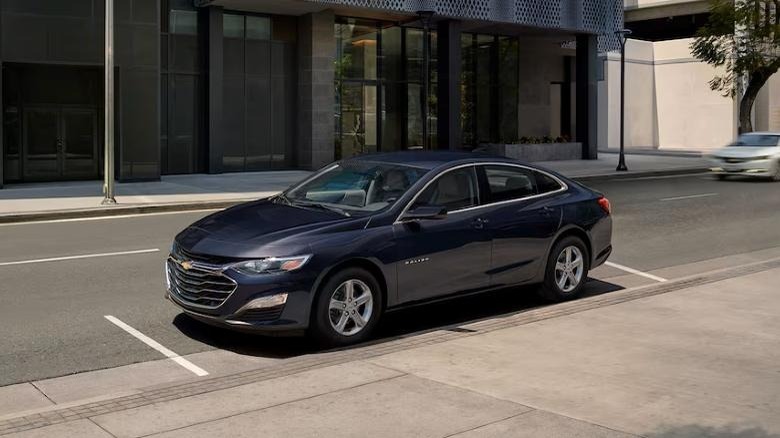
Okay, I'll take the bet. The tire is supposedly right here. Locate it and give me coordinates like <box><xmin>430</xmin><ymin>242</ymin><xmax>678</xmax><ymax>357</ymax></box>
<box><xmin>310</xmin><ymin>267</ymin><xmax>382</xmax><ymax>346</ymax></box>
<box><xmin>771</xmin><ymin>160</ymin><xmax>780</xmax><ymax>182</ymax></box>
<box><xmin>537</xmin><ymin>236</ymin><xmax>590</xmax><ymax>302</ymax></box>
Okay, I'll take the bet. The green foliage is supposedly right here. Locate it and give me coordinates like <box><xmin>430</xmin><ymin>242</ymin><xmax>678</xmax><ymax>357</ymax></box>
<box><xmin>691</xmin><ymin>0</ymin><xmax>780</xmax><ymax>97</ymax></box>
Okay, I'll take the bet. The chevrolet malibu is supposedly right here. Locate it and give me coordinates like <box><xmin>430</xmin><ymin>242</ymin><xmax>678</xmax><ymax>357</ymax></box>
<box><xmin>709</xmin><ymin>132</ymin><xmax>780</xmax><ymax>181</ymax></box>
<box><xmin>166</xmin><ymin>152</ymin><xmax>613</xmax><ymax>345</ymax></box>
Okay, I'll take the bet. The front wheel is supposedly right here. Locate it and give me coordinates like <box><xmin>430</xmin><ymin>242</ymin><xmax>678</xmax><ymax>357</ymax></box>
<box><xmin>311</xmin><ymin>267</ymin><xmax>382</xmax><ymax>346</ymax></box>
<box><xmin>771</xmin><ymin>160</ymin><xmax>780</xmax><ymax>182</ymax></box>
<box><xmin>537</xmin><ymin>236</ymin><xmax>589</xmax><ymax>302</ymax></box>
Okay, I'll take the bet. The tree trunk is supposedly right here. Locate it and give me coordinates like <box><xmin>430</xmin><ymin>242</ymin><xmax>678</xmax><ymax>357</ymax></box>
<box><xmin>739</xmin><ymin>71</ymin><xmax>771</xmax><ymax>133</ymax></box>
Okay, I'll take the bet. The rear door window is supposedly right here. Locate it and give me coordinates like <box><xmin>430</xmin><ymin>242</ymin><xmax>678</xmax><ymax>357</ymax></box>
<box><xmin>534</xmin><ymin>171</ymin><xmax>564</xmax><ymax>194</ymax></box>
<box><xmin>483</xmin><ymin>165</ymin><xmax>538</xmax><ymax>203</ymax></box>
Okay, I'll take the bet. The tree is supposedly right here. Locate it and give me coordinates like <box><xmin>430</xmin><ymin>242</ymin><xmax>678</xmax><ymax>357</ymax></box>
<box><xmin>691</xmin><ymin>0</ymin><xmax>780</xmax><ymax>133</ymax></box>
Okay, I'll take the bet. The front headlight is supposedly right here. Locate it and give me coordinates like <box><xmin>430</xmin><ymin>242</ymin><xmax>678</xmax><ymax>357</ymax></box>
<box><xmin>230</xmin><ymin>255</ymin><xmax>312</xmax><ymax>275</ymax></box>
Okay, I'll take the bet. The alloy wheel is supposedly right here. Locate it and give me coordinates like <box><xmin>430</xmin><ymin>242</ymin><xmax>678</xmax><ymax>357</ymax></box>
<box><xmin>554</xmin><ymin>246</ymin><xmax>584</xmax><ymax>293</ymax></box>
<box><xmin>328</xmin><ymin>279</ymin><xmax>374</xmax><ymax>336</ymax></box>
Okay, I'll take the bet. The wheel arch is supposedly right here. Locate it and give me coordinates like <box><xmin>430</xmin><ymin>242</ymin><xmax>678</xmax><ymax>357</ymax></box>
<box><xmin>549</xmin><ymin>226</ymin><xmax>593</xmax><ymax>266</ymax></box>
<box><xmin>311</xmin><ymin>257</ymin><xmax>389</xmax><ymax>312</ymax></box>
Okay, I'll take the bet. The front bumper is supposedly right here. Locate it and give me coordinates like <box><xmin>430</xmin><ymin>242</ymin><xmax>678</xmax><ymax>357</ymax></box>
<box><xmin>710</xmin><ymin>158</ymin><xmax>775</xmax><ymax>176</ymax></box>
<box><xmin>165</xmin><ymin>257</ymin><xmax>316</xmax><ymax>333</ymax></box>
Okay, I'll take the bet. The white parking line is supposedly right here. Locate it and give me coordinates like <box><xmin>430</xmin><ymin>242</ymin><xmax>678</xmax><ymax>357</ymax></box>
<box><xmin>104</xmin><ymin>315</ymin><xmax>209</xmax><ymax>377</ymax></box>
<box><xmin>0</xmin><ymin>248</ymin><xmax>160</xmax><ymax>267</ymax></box>
<box><xmin>604</xmin><ymin>261</ymin><xmax>668</xmax><ymax>283</ymax></box>
<box><xmin>659</xmin><ymin>193</ymin><xmax>718</xmax><ymax>202</ymax></box>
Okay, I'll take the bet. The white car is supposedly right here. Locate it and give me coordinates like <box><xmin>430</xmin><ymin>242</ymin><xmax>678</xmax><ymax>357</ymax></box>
<box><xmin>709</xmin><ymin>132</ymin><xmax>780</xmax><ymax>181</ymax></box>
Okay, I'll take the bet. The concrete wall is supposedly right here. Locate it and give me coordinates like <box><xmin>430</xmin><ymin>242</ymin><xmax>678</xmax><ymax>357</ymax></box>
<box><xmin>599</xmin><ymin>37</ymin><xmax>737</xmax><ymax>151</ymax></box>
<box><xmin>755</xmin><ymin>74</ymin><xmax>780</xmax><ymax>132</ymax></box>
<box><xmin>297</xmin><ymin>10</ymin><xmax>335</xmax><ymax>170</ymax></box>
<box><xmin>517</xmin><ymin>41</ymin><xmax>571</xmax><ymax>139</ymax></box>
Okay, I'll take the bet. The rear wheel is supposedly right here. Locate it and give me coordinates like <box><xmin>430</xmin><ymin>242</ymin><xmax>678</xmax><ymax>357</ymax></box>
<box><xmin>538</xmin><ymin>236</ymin><xmax>589</xmax><ymax>302</ymax></box>
<box><xmin>311</xmin><ymin>267</ymin><xmax>382</xmax><ymax>346</ymax></box>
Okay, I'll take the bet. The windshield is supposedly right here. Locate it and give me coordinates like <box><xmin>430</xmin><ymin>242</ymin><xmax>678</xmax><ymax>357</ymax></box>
<box><xmin>281</xmin><ymin>161</ymin><xmax>429</xmax><ymax>216</ymax></box>
<box><xmin>730</xmin><ymin>134</ymin><xmax>780</xmax><ymax>147</ymax></box>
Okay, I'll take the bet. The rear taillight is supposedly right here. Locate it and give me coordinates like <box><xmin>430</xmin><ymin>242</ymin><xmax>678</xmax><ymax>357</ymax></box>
<box><xmin>597</xmin><ymin>196</ymin><xmax>611</xmax><ymax>215</ymax></box>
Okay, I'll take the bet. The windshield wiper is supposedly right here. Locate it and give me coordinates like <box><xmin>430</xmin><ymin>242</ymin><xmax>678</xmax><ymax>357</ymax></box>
<box><xmin>291</xmin><ymin>200</ymin><xmax>351</xmax><ymax>217</ymax></box>
<box><xmin>273</xmin><ymin>193</ymin><xmax>292</xmax><ymax>205</ymax></box>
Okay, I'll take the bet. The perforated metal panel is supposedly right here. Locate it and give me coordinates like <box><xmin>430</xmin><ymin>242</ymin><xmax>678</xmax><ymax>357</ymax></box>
<box><xmin>309</xmin><ymin>0</ymin><xmax>622</xmax><ymax>51</ymax></box>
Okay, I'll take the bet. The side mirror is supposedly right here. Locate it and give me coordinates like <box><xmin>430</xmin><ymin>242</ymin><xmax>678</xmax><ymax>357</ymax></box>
<box><xmin>401</xmin><ymin>205</ymin><xmax>448</xmax><ymax>221</ymax></box>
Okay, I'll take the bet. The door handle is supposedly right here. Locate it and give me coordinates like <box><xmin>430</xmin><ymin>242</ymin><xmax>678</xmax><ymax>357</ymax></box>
<box><xmin>471</xmin><ymin>218</ymin><xmax>488</xmax><ymax>229</ymax></box>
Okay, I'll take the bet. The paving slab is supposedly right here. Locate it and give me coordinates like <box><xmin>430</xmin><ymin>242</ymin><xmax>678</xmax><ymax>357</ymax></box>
<box><xmin>32</xmin><ymin>357</ymin><xmax>193</xmax><ymax>404</ymax></box>
<box><xmin>146</xmin><ymin>374</ymin><xmax>529</xmax><ymax>438</ymax></box>
<box><xmin>0</xmin><ymin>384</ymin><xmax>52</xmax><ymax>418</ymax></box>
<box><xmin>451</xmin><ymin>410</ymin><xmax>636</xmax><ymax>438</ymax></box>
<box><xmin>4</xmin><ymin>419</ymin><xmax>112</xmax><ymax>438</ymax></box>
<box><xmin>92</xmin><ymin>362</ymin><xmax>404</xmax><ymax>438</ymax></box>
<box><xmin>370</xmin><ymin>268</ymin><xmax>780</xmax><ymax>436</ymax></box>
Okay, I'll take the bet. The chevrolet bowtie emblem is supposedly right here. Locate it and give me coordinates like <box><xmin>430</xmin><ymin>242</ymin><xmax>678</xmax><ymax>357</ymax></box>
<box><xmin>181</xmin><ymin>260</ymin><xmax>194</xmax><ymax>270</ymax></box>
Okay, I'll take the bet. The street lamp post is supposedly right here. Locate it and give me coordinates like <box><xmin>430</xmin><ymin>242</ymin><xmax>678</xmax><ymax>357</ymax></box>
<box><xmin>615</xmin><ymin>29</ymin><xmax>632</xmax><ymax>172</ymax></box>
<box><xmin>102</xmin><ymin>0</ymin><xmax>117</xmax><ymax>205</ymax></box>
<box><xmin>417</xmin><ymin>10</ymin><xmax>435</xmax><ymax>151</ymax></box>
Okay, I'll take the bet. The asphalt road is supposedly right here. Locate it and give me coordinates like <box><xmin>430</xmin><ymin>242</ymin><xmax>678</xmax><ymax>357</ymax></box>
<box><xmin>1</xmin><ymin>173</ymin><xmax>779</xmax><ymax>386</ymax></box>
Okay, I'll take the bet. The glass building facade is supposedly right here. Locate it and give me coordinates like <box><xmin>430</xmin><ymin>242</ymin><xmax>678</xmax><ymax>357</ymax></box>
<box><xmin>0</xmin><ymin>0</ymin><xmax>621</xmax><ymax>188</ymax></box>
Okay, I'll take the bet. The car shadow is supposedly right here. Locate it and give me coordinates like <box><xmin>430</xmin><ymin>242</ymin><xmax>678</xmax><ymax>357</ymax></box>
<box><xmin>172</xmin><ymin>277</ymin><xmax>624</xmax><ymax>359</ymax></box>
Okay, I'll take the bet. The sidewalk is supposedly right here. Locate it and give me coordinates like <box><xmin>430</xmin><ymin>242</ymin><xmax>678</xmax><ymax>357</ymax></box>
<box><xmin>0</xmin><ymin>152</ymin><xmax>708</xmax><ymax>221</ymax></box>
<box><xmin>1</xmin><ymin>259</ymin><xmax>778</xmax><ymax>437</ymax></box>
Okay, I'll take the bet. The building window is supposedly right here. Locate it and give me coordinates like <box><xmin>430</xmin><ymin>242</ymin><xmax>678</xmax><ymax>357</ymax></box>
<box><xmin>160</xmin><ymin>0</ymin><xmax>204</xmax><ymax>175</ymax></box>
<box><xmin>222</xmin><ymin>13</ymin><xmax>293</xmax><ymax>172</ymax></box>
<box><xmin>334</xmin><ymin>19</ymin><xmax>381</xmax><ymax>160</ymax></box>
<box><xmin>461</xmin><ymin>33</ymin><xmax>519</xmax><ymax>148</ymax></box>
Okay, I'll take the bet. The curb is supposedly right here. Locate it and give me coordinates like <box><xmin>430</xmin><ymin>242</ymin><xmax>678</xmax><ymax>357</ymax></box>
<box><xmin>0</xmin><ymin>198</ymin><xmax>252</xmax><ymax>225</ymax></box>
<box><xmin>572</xmin><ymin>167</ymin><xmax>709</xmax><ymax>182</ymax></box>
<box><xmin>0</xmin><ymin>168</ymin><xmax>711</xmax><ymax>224</ymax></box>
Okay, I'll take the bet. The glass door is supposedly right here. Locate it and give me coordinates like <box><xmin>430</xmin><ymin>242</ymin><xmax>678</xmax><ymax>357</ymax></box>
<box><xmin>61</xmin><ymin>108</ymin><xmax>98</xmax><ymax>178</ymax></box>
<box><xmin>23</xmin><ymin>107</ymin><xmax>61</xmax><ymax>180</ymax></box>
<box><xmin>23</xmin><ymin>107</ymin><xmax>99</xmax><ymax>181</ymax></box>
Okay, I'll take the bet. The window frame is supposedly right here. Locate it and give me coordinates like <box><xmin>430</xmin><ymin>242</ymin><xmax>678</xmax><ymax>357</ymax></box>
<box><xmin>396</xmin><ymin>162</ymin><xmax>568</xmax><ymax>223</ymax></box>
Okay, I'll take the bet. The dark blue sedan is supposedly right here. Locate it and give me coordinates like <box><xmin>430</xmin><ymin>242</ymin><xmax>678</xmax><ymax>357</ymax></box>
<box><xmin>166</xmin><ymin>152</ymin><xmax>612</xmax><ymax>345</ymax></box>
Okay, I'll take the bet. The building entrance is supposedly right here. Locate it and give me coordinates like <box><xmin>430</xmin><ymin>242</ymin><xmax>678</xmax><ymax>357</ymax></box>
<box><xmin>23</xmin><ymin>107</ymin><xmax>98</xmax><ymax>181</ymax></box>
<box><xmin>3</xmin><ymin>63</ymin><xmax>102</xmax><ymax>183</ymax></box>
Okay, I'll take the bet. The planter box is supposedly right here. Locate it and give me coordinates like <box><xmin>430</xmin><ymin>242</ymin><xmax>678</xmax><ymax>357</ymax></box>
<box><xmin>484</xmin><ymin>142</ymin><xmax>583</xmax><ymax>162</ymax></box>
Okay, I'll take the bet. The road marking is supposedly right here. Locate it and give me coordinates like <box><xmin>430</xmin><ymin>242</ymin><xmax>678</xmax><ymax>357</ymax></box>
<box><xmin>604</xmin><ymin>261</ymin><xmax>668</xmax><ymax>282</ymax></box>
<box><xmin>0</xmin><ymin>208</ymin><xmax>223</xmax><ymax>227</ymax></box>
<box><xmin>0</xmin><ymin>248</ymin><xmax>160</xmax><ymax>267</ymax></box>
<box><xmin>614</xmin><ymin>172</ymin><xmax>709</xmax><ymax>181</ymax></box>
<box><xmin>659</xmin><ymin>193</ymin><xmax>718</xmax><ymax>202</ymax></box>
<box><xmin>104</xmin><ymin>315</ymin><xmax>209</xmax><ymax>377</ymax></box>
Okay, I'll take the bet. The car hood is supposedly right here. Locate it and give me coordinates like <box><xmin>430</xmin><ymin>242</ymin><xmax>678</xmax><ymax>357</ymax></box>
<box><xmin>175</xmin><ymin>199</ymin><xmax>367</xmax><ymax>258</ymax></box>
<box><xmin>712</xmin><ymin>146</ymin><xmax>778</xmax><ymax>158</ymax></box>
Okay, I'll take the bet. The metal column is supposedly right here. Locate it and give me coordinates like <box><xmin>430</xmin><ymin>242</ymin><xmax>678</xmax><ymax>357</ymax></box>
<box><xmin>102</xmin><ymin>0</ymin><xmax>116</xmax><ymax>204</ymax></box>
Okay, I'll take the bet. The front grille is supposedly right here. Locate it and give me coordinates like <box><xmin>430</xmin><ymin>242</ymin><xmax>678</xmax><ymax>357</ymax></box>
<box><xmin>724</xmin><ymin>157</ymin><xmax>746</xmax><ymax>164</ymax></box>
<box><xmin>167</xmin><ymin>258</ymin><xmax>237</xmax><ymax>309</ymax></box>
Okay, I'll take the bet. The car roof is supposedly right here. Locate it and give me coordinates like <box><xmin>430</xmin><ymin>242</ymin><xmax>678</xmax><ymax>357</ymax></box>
<box><xmin>346</xmin><ymin>150</ymin><xmax>517</xmax><ymax>170</ymax></box>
